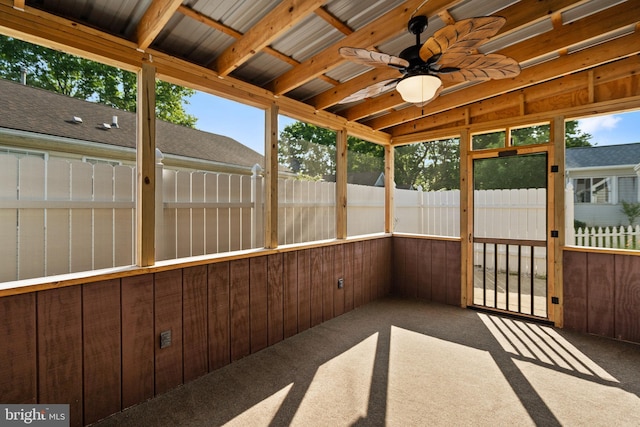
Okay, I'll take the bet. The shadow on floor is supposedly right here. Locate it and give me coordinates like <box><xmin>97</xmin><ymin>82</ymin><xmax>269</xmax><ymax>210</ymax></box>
<box><xmin>93</xmin><ymin>298</ymin><xmax>640</xmax><ymax>427</ymax></box>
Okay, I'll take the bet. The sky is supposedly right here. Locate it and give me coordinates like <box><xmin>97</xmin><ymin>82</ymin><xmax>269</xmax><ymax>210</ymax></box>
<box><xmin>184</xmin><ymin>90</ymin><xmax>640</xmax><ymax>154</ymax></box>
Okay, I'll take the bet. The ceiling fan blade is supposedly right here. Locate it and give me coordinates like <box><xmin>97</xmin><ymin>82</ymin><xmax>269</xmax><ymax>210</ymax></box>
<box><xmin>338</xmin><ymin>78</ymin><xmax>399</xmax><ymax>104</ymax></box>
<box><xmin>339</xmin><ymin>47</ymin><xmax>409</xmax><ymax>69</ymax></box>
<box><xmin>434</xmin><ymin>53</ymin><xmax>520</xmax><ymax>83</ymax></box>
<box><xmin>419</xmin><ymin>16</ymin><xmax>506</xmax><ymax>62</ymax></box>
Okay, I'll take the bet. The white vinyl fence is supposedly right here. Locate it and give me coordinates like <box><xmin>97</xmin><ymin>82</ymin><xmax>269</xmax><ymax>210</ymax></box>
<box><xmin>2</xmin><ymin>152</ymin><xmax>628</xmax><ymax>283</ymax></box>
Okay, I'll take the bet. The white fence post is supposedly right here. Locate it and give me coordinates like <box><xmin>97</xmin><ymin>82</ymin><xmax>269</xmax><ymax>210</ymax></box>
<box><xmin>565</xmin><ymin>183</ymin><xmax>575</xmax><ymax>245</ymax></box>
<box><xmin>251</xmin><ymin>164</ymin><xmax>263</xmax><ymax>249</ymax></box>
<box><xmin>155</xmin><ymin>149</ymin><xmax>164</xmax><ymax>261</ymax></box>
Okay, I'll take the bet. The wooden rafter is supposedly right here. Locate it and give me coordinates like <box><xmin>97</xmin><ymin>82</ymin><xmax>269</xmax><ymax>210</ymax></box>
<box><xmin>378</xmin><ymin>30</ymin><xmax>640</xmax><ymax>134</ymax></box>
<box><xmin>12</xmin><ymin>0</ymin><xmax>24</xmax><ymax>10</ymax></box>
<box><xmin>269</xmin><ymin>0</ymin><xmax>463</xmax><ymax>95</ymax></box>
<box><xmin>314</xmin><ymin>6</ymin><xmax>353</xmax><ymax>35</ymax></box>
<box><xmin>136</xmin><ymin>0</ymin><xmax>183</xmax><ymax>50</ymax></box>
<box><xmin>177</xmin><ymin>5</ymin><xmax>340</xmax><ymax>87</ymax></box>
<box><xmin>215</xmin><ymin>0</ymin><xmax>326</xmax><ymax>76</ymax></box>
<box><xmin>341</xmin><ymin>0</ymin><xmax>634</xmax><ymax>125</ymax></box>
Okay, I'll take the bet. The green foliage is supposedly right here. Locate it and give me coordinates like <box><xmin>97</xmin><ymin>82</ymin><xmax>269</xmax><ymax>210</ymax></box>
<box><xmin>0</xmin><ymin>35</ymin><xmax>197</xmax><ymax>127</ymax></box>
<box><xmin>565</xmin><ymin>120</ymin><xmax>592</xmax><ymax>148</ymax></box>
<box><xmin>620</xmin><ymin>200</ymin><xmax>640</xmax><ymax>226</ymax></box>
<box><xmin>574</xmin><ymin>219</ymin><xmax>587</xmax><ymax>230</ymax></box>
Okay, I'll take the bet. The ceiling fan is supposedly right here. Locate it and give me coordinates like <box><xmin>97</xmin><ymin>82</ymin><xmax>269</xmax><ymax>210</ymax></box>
<box><xmin>338</xmin><ymin>15</ymin><xmax>521</xmax><ymax>106</ymax></box>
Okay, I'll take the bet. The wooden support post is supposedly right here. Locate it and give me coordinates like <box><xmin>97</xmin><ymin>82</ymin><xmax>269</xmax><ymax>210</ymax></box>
<box><xmin>336</xmin><ymin>129</ymin><xmax>347</xmax><ymax>239</ymax></box>
<box><xmin>384</xmin><ymin>145</ymin><xmax>394</xmax><ymax>233</ymax></box>
<box><xmin>136</xmin><ymin>63</ymin><xmax>156</xmax><ymax>267</ymax></box>
<box><xmin>550</xmin><ymin>116</ymin><xmax>565</xmax><ymax>327</ymax></box>
<box><xmin>460</xmin><ymin>129</ymin><xmax>472</xmax><ymax>307</ymax></box>
<box><xmin>264</xmin><ymin>104</ymin><xmax>279</xmax><ymax>249</ymax></box>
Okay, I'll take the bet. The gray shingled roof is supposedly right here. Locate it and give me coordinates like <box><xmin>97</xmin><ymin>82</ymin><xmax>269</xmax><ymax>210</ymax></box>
<box><xmin>565</xmin><ymin>143</ymin><xmax>640</xmax><ymax>169</ymax></box>
<box><xmin>0</xmin><ymin>78</ymin><xmax>263</xmax><ymax>168</ymax></box>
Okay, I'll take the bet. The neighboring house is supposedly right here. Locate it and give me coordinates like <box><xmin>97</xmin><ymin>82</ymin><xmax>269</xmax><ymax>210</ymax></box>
<box><xmin>0</xmin><ymin>78</ymin><xmax>264</xmax><ymax>174</ymax></box>
<box><xmin>566</xmin><ymin>143</ymin><xmax>640</xmax><ymax>227</ymax></box>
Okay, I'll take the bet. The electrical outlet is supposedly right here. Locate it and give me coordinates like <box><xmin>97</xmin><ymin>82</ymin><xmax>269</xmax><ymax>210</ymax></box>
<box><xmin>160</xmin><ymin>330</ymin><xmax>172</xmax><ymax>348</ymax></box>
<box><xmin>337</xmin><ymin>278</ymin><xmax>344</xmax><ymax>289</ymax></box>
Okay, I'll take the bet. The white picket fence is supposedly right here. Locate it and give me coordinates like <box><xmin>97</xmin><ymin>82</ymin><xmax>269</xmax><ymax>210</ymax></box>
<box><xmin>3</xmin><ymin>152</ymin><xmax>630</xmax><ymax>283</ymax></box>
<box><xmin>574</xmin><ymin>225</ymin><xmax>640</xmax><ymax>249</ymax></box>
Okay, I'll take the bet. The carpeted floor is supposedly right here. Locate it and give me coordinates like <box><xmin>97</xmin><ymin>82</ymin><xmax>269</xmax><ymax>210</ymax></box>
<box><xmin>92</xmin><ymin>298</ymin><xmax>640</xmax><ymax>427</ymax></box>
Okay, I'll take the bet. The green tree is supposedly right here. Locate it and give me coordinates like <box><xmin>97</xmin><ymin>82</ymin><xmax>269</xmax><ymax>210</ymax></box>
<box><xmin>565</xmin><ymin>120</ymin><xmax>592</xmax><ymax>148</ymax></box>
<box><xmin>0</xmin><ymin>35</ymin><xmax>197</xmax><ymax>127</ymax></box>
<box><xmin>278</xmin><ymin>122</ymin><xmax>384</xmax><ymax>180</ymax></box>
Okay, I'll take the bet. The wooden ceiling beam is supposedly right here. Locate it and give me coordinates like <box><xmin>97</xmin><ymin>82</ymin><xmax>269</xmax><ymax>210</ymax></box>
<box><xmin>177</xmin><ymin>5</ymin><xmax>340</xmax><ymax>87</ymax></box>
<box><xmin>136</xmin><ymin>0</ymin><xmax>183</xmax><ymax>50</ymax></box>
<box><xmin>215</xmin><ymin>0</ymin><xmax>326</xmax><ymax>77</ymax></box>
<box><xmin>310</xmin><ymin>67</ymin><xmax>401</xmax><ymax>110</ymax></box>
<box><xmin>387</xmin><ymin>42</ymin><xmax>640</xmax><ymax>136</ymax></box>
<box><xmin>314</xmin><ymin>6</ymin><xmax>352</xmax><ymax>35</ymax></box>
<box><xmin>12</xmin><ymin>0</ymin><xmax>23</xmax><ymax>10</ymax></box>
<box><xmin>269</xmin><ymin>0</ymin><xmax>462</xmax><ymax>95</ymax></box>
<box><xmin>346</xmin><ymin>1</ymin><xmax>639</xmax><ymax>125</ymax></box>
<box><xmin>0</xmin><ymin>1</ymin><xmax>389</xmax><ymax>145</ymax></box>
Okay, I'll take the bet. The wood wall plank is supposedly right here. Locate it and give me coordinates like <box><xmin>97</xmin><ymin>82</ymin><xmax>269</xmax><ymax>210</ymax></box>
<box><xmin>154</xmin><ymin>269</ymin><xmax>183</xmax><ymax>395</ymax></box>
<box><xmin>230</xmin><ymin>259</ymin><xmax>250</xmax><ymax>361</ymax></box>
<box><xmin>562</xmin><ymin>251</ymin><xmax>588</xmax><ymax>333</ymax></box>
<box><xmin>383</xmin><ymin>238</ymin><xmax>392</xmax><ymax>295</ymax></box>
<box><xmin>283</xmin><ymin>252</ymin><xmax>298</xmax><ymax>338</ymax></box>
<box><xmin>334</xmin><ymin>244</ymin><xmax>345</xmax><ymax>317</ymax></box>
<box><xmin>209</xmin><ymin>262</ymin><xmax>230</xmax><ymax>370</ymax></box>
<box><xmin>417</xmin><ymin>239</ymin><xmax>432</xmax><ymax>300</ymax></box>
<box><xmin>268</xmin><ymin>253</ymin><xmax>284</xmax><ymax>345</ymax></box>
<box><xmin>586</xmin><ymin>252</ymin><xmax>615</xmax><ymax>337</ymax></box>
<box><xmin>322</xmin><ymin>246</ymin><xmax>334</xmax><ymax>322</ymax></box>
<box><xmin>344</xmin><ymin>242</ymin><xmax>354</xmax><ymax>312</ymax></box>
<box><xmin>614</xmin><ymin>254</ymin><xmax>640</xmax><ymax>343</ymax></box>
<box><xmin>82</xmin><ymin>279</ymin><xmax>121</xmax><ymax>425</ymax></box>
<box><xmin>353</xmin><ymin>241</ymin><xmax>363</xmax><ymax>307</ymax></box>
<box><xmin>38</xmin><ymin>286</ymin><xmax>83</xmax><ymax>426</ymax></box>
<box><xmin>250</xmin><ymin>256</ymin><xmax>268</xmax><ymax>353</ymax></box>
<box><xmin>392</xmin><ymin>238</ymin><xmax>406</xmax><ymax>297</ymax></box>
<box><xmin>446</xmin><ymin>241</ymin><xmax>461</xmax><ymax>306</ymax></box>
<box><xmin>405</xmin><ymin>238</ymin><xmax>418</xmax><ymax>299</ymax></box>
<box><xmin>297</xmin><ymin>249</ymin><xmax>311</xmax><ymax>332</ymax></box>
<box><xmin>121</xmin><ymin>274</ymin><xmax>154</xmax><ymax>409</ymax></box>
<box><xmin>310</xmin><ymin>248</ymin><xmax>323</xmax><ymax>327</ymax></box>
<box><xmin>0</xmin><ymin>293</ymin><xmax>36</xmax><ymax>403</ymax></box>
<box><xmin>183</xmin><ymin>265</ymin><xmax>208</xmax><ymax>382</ymax></box>
<box><xmin>371</xmin><ymin>240</ymin><xmax>380</xmax><ymax>300</ymax></box>
<box><xmin>362</xmin><ymin>241</ymin><xmax>371</xmax><ymax>304</ymax></box>
<box><xmin>431</xmin><ymin>240</ymin><xmax>447</xmax><ymax>304</ymax></box>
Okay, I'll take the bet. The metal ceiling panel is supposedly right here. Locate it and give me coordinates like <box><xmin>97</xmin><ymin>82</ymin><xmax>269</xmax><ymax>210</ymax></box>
<box><xmin>232</xmin><ymin>52</ymin><xmax>292</xmax><ymax>87</ymax></box>
<box><xmin>155</xmin><ymin>14</ymin><xmax>235</xmax><ymax>66</ymax></box>
<box><xmin>325</xmin><ymin>0</ymin><xmax>406</xmax><ymax>31</ymax></box>
<box><xmin>26</xmin><ymin>0</ymin><xmax>150</xmax><ymax>38</ymax></box>
<box><xmin>286</xmin><ymin>78</ymin><xmax>334</xmax><ymax>102</ymax></box>
<box><xmin>271</xmin><ymin>14</ymin><xmax>343</xmax><ymax>62</ymax></box>
<box><xmin>188</xmin><ymin>0</ymin><xmax>281</xmax><ymax>33</ymax></box>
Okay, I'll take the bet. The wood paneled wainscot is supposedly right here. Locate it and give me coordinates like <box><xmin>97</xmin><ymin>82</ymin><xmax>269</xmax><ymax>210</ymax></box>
<box><xmin>563</xmin><ymin>248</ymin><xmax>640</xmax><ymax>343</ymax></box>
<box><xmin>0</xmin><ymin>238</ymin><xmax>391</xmax><ymax>427</ymax></box>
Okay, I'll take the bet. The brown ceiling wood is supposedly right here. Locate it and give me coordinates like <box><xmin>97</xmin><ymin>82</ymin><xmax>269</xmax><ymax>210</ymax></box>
<box><xmin>1</xmin><ymin>0</ymin><xmax>639</xmax><ymax>144</ymax></box>
<box><xmin>269</xmin><ymin>0</ymin><xmax>463</xmax><ymax>95</ymax></box>
<box><xmin>136</xmin><ymin>0</ymin><xmax>183</xmax><ymax>50</ymax></box>
<box><xmin>214</xmin><ymin>0</ymin><xmax>327</xmax><ymax>76</ymax></box>
<box><xmin>372</xmin><ymin>30</ymin><xmax>640</xmax><ymax>132</ymax></box>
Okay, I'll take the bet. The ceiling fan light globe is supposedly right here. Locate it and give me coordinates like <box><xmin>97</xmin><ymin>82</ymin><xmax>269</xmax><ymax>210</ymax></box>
<box><xmin>396</xmin><ymin>75</ymin><xmax>442</xmax><ymax>104</ymax></box>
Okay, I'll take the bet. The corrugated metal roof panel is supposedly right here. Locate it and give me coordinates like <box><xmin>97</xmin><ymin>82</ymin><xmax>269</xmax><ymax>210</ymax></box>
<box><xmin>26</xmin><ymin>0</ymin><xmax>150</xmax><ymax>38</ymax></box>
<box><xmin>232</xmin><ymin>53</ymin><xmax>292</xmax><ymax>87</ymax></box>
<box><xmin>155</xmin><ymin>14</ymin><xmax>235</xmax><ymax>66</ymax></box>
<box><xmin>287</xmin><ymin>79</ymin><xmax>334</xmax><ymax>102</ymax></box>
<box><xmin>325</xmin><ymin>62</ymin><xmax>372</xmax><ymax>83</ymax></box>
<box><xmin>271</xmin><ymin>14</ymin><xmax>343</xmax><ymax>62</ymax></box>
<box><xmin>325</xmin><ymin>0</ymin><xmax>406</xmax><ymax>31</ymax></box>
<box><xmin>189</xmin><ymin>0</ymin><xmax>281</xmax><ymax>33</ymax></box>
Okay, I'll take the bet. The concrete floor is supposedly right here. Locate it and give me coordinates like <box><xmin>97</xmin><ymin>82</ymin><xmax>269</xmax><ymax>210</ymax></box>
<box><xmin>92</xmin><ymin>298</ymin><xmax>640</xmax><ymax>427</ymax></box>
